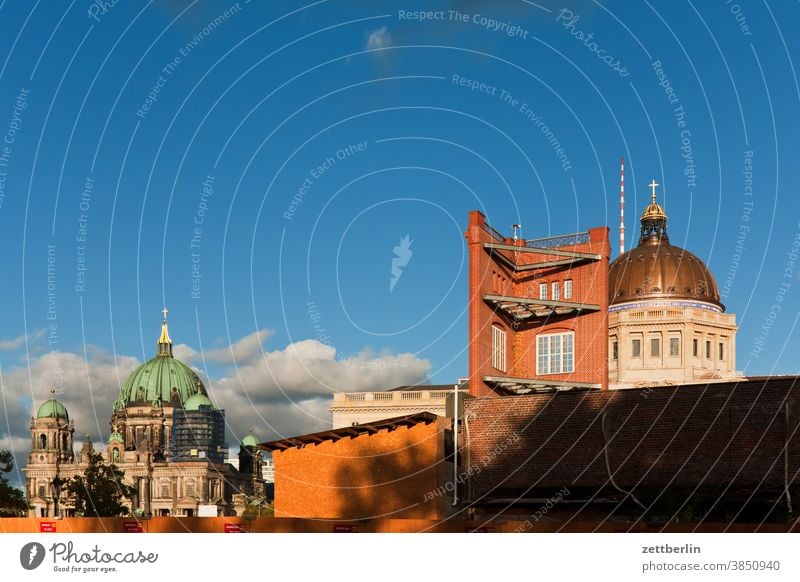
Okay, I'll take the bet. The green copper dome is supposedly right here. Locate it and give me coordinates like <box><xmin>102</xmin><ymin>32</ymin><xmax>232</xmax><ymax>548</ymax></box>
<box><xmin>113</xmin><ymin>310</ymin><xmax>207</xmax><ymax>411</ymax></box>
<box><xmin>114</xmin><ymin>355</ymin><xmax>206</xmax><ymax>411</ymax></box>
<box><xmin>242</xmin><ymin>433</ymin><xmax>259</xmax><ymax>448</ymax></box>
<box><xmin>184</xmin><ymin>393</ymin><xmax>215</xmax><ymax>411</ymax></box>
<box><xmin>37</xmin><ymin>395</ymin><xmax>69</xmax><ymax>420</ymax></box>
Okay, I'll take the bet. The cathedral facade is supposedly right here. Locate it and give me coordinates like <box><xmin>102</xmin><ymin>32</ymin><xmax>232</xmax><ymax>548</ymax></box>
<box><xmin>23</xmin><ymin>312</ymin><xmax>266</xmax><ymax>517</ymax></box>
<box><xmin>608</xmin><ymin>184</ymin><xmax>738</xmax><ymax>388</ymax></box>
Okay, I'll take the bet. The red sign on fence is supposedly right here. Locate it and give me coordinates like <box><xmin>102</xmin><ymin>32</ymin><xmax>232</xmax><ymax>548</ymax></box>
<box><xmin>224</xmin><ymin>523</ymin><xmax>246</xmax><ymax>533</ymax></box>
<box><xmin>123</xmin><ymin>521</ymin><xmax>143</xmax><ymax>533</ymax></box>
<box><xmin>39</xmin><ymin>521</ymin><xmax>56</xmax><ymax>533</ymax></box>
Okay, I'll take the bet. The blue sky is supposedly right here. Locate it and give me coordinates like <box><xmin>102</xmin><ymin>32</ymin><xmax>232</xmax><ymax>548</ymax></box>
<box><xmin>1</xmin><ymin>1</ymin><xmax>800</xmax><ymax>471</ymax></box>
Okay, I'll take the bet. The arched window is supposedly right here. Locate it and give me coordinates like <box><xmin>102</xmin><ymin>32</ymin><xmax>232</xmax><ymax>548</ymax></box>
<box><xmin>112</xmin><ymin>448</ymin><xmax>120</xmax><ymax>463</ymax></box>
<box><xmin>185</xmin><ymin>480</ymin><xmax>196</xmax><ymax>498</ymax></box>
<box><xmin>39</xmin><ymin>434</ymin><xmax>47</xmax><ymax>449</ymax></box>
<box><xmin>491</xmin><ymin>324</ymin><xmax>507</xmax><ymax>372</ymax></box>
<box><xmin>62</xmin><ymin>433</ymin><xmax>68</xmax><ymax>451</ymax></box>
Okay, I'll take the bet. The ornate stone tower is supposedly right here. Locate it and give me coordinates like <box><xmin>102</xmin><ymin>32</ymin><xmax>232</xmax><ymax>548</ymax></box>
<box><xmin>24</xmin><ymin>389</ymin><xmax>74</xmax><ymax>515</ymax></box>
<box><xmin>28</xmin><ymin>389</ymin><xmax>74</xmax><ymax>465</ymax></box>
<box><xmin>238</xmin><ymin>430</ymin><xmax>264</xmax><ymax>497</ymax></box>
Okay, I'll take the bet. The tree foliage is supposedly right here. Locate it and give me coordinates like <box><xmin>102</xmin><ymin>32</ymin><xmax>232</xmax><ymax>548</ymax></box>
<box><xmin>0</xmin><ymin>450</ymin><xmax>28</xmax><ymax>517</ymax></box>
<box><xmin>242</xmin><ymin>499</ymin><xmax>273</xmax><ymax>519</ymax></box>
<box><xmin>66</xmin><ymin>452</ymin><xmax>136</xmax><ymax>517</ymax></box>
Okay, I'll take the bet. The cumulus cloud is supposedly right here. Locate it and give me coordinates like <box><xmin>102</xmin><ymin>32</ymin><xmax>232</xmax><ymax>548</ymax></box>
<box><xmin>366</xmin><ymin>25</ymin><xmax>392</xmax><ymax>51</ymax></box>
<box><xmin>203</xmin><ymin>328</ymin><xmax>273</xmax><ymax>365</ymax></box>
<box><xmin>209</xmin><ymin>338</ymin><xmax>430</xmax><ymax>441</ymax></box>
<box><xmin>0</xmin><ymin>349</ymin><xmax>140</xmax><ymax>487</ymax></box>
<box><xmin>0</xmin><ymin>329</ymin><xmax>45</xmax><ymax>352</ymax></box>
<box><xmin>0</xmin><ymin>332</ymin><xmax>431</xmax><ymax>476</ymax></box>
<box><xmin>172</xmin><ymin>342</ymin><xmax>200</xmax><ymax>364</ymax></box>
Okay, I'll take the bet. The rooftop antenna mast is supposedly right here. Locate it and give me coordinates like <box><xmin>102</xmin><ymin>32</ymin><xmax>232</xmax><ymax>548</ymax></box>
<box><xmin>619</xmin><ymin>157</ymin><xmax>625</xmax><ymax>256</ymax></box>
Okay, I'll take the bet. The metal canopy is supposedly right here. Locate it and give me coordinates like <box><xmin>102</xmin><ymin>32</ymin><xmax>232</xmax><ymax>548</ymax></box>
<box><xmin>484</xmin><ymin>242</ymin><xmax>601</xmax><ymax>261</ymax></box>
<box><xmin>484</xmin><ymin>375</ymin><xmax>601</xmax><ymax>394</ymax></box>
<box><xmin>483</xmin><ymin>293</ymin><xmax>601</xmax><ymax>321</ymax></box>
<box><xmin>486</xmin><ymin>248</ymin><xmax>594</xmax><ymax>272</ymax></box>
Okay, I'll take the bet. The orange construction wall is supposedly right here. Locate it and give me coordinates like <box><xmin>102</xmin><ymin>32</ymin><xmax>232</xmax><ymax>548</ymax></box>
<box><xmin>0</xmin><ymin>516</ymin><xmax>796</xmax><ymax>533</ymax></box>
<box><xmin>271</xmin><ymin>418</ymin><xmax>450</xmax><ymax>521</ymax></box>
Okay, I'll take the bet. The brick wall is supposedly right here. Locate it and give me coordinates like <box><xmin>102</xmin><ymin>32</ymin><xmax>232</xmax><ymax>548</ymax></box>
<box><xmin>466</xmin><ymin>210</ymin><xmax>610</xmax><ymax>396</ymax></box>
<box><xmin>464</xmin><ymin>377</ymin><xmax>800</xmax><ymax>506</ymax></box>
<box><xmin>271</xmin><ymin>417</ymin><xmax>450</xmax><ymax>520</ymax></box>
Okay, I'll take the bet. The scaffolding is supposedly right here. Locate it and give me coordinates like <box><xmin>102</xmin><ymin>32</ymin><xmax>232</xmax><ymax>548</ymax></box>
<box><xmin>170</xmin><ymin>407</ymin><xmax>226</xmax><ymax>463</ymax></box>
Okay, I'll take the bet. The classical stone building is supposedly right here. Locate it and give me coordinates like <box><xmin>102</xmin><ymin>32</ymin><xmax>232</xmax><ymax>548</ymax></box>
<box><xmin>330</xmin><ymin>384</ymin><xmax>467</xmax><ymax>429</ymax></box>
<box><xmin>23</xmin><ymin>311</ymin><xmax>267</xmax><ymax>517</ymax></box>
<box><xmin>608</xmin><ymin>184</ymin><xmax>738</xmax><ymax>388</ymax></box>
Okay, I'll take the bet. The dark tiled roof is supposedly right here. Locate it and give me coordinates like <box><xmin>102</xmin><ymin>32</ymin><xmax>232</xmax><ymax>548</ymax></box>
<box><xmin>259</xmin><ymin>412</ymin><xmax>440</xmax><ymax>452</ymax></box>
<box><xmin>465</xmin><ymin>376</ymin><xmax>800</xmax><ymax>501</ymax></box>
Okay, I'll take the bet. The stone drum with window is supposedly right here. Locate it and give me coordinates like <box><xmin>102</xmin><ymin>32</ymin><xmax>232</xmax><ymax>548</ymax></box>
<box><xmin>608</xmin><ymin>184</ymin><xmax>738</xmax><ymax>388</ymax></box>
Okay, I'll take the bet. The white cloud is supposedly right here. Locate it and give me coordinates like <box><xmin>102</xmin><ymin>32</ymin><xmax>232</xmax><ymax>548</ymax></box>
<box><xmin>172</xmin><ymin>342</ymin><xmax>200</xmax><ymax>364</ymax></box>
<box><xmin>0</xmin><ymin>348</ymin><xmax>140</xmax><ymax>487</ymax></box>
<box><xmin>366</xmin><ymin>25</ymin><xmax>392</xmax><ymax>51</ymax></box>
<box><xmin>203</xmin><ymin>328</ymin><xmax>273</xmax><ymax>365</ymax></box>
<box><xmin>0</xmin><ymin>332</ymin><xmax>431</xmax><ymax>471</ymax></box>
<box><xmin>0</xmin><ymin>329</ymin><xmax>45</xmax><ymax>352</ymax></box>
<box><xmin>209</xmin><ymin>338</ymin><xmax>430</xmax><ymax>442</ymax></box>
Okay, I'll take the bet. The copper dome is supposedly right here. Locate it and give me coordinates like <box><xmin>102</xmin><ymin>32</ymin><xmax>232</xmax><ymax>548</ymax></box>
<box><xmin>609</xmin><ymin>189</ymin><xmax>722</xmax><ymax>310</ymax></box>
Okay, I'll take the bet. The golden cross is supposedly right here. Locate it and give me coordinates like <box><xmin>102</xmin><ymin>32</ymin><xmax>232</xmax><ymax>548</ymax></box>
<box><xmin>162</xmin><ymin>306</ymin><xmax>168</xmax><ymax>321</ymax></box>
<box><xmin>649</xmin><ymin>179</ymin><xmax>659</xmax><ymax>202</ymax></box>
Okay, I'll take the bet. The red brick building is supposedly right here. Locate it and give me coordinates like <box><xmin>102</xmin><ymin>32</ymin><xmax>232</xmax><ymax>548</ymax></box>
<box><xmin>465</xmin><ymin>210</ymin><xmax>611</xmax><ymax>396</ymax></box>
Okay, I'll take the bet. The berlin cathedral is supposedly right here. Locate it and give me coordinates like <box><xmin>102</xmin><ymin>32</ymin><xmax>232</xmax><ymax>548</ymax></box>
<box><xmin>23</xmin><ymin>312</ymin><xmax>266</xmax><ymax>517</ymax></box>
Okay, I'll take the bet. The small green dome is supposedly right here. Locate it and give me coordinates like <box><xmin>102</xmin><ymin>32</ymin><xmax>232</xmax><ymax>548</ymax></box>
<box><xmin>242</xmin><ymin>433</ymin><xmax>259</xmax><ymax>448</ymax></box>
<box><xmin>37</xmin><ymin>397</ymin><xmax>69</xmax><ymax>420</ymax></box>
<box><xmin>184</xmin><ymin>393</ymin><xmax>215</xmax><ymax>411</ymax></box>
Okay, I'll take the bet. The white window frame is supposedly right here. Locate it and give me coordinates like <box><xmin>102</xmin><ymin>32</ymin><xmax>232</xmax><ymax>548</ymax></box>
<box><xmin>491</xmin><ymin>325</ymin><xmax>507</xmax><ymax>372</ymax></box>
<box><xmin>564</xmin><ymin>279</ymin><xmax>573</xmax><ymax>299</ymax></box>
<box><xmin>552</xmin><ymin>281</ymin><xmax>560</xmax><ymax>301</ymax></box>
<box><xmin>536</xmin><ymin>331</ymin><xmax>574</xmax><ymax>375</ymax></box>
<box><xmin>539</xmin><ymin>283</ymin><xmax>547</xmax><ymax>300</ymax></box>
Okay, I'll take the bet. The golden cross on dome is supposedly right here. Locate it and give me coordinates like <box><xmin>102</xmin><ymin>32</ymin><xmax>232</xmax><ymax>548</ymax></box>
<box><xmin>162</xmin><ymin>306</ymin><xmax>168</xmax><ymax>322</ymax></box>
<box><xmin>649</xmin><ymin>179</ymin><xmax>659</xmax><ymax>202</ymax></box>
